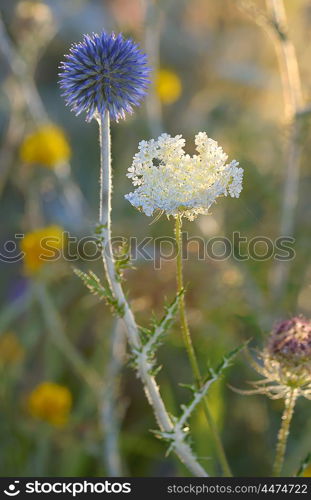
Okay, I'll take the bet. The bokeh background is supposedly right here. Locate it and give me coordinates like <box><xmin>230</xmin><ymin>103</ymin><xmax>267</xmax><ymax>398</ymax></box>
<box><xmin>0</xmin><ymin>0</ymin><xmax>310</xmax><ymax>477</ymax></box>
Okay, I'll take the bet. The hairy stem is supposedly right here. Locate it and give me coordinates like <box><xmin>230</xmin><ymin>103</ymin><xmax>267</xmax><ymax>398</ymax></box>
<box><xmin>98</xmin><ymin>111</ymin><xmax>208</xmax><ymax>477</ymax></box>
<box><xmin>99</xmin><ymin>111</ymin><xmax>207</xmax><ymax>476</ymax></box>
<box><xmin>273</xmin><ymin>389</ymin><xmax>298</xmax><ymax>477</ymax></box>
<box><xmin>175</xmin><ymin>215</ymin><xmax>232</xmax><ymax>477</ymax></box>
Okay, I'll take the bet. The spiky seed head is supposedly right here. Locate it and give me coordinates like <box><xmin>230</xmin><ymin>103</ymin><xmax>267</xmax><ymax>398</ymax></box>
<box><xmin>59</xmin><ymin>32</ymin><xmax>151</xmax><ymax>122</ymax></box>
<box><xmin>267</xmin><ymin>316</ymin><xmax>311</xmax><ymax>377</ymax></box>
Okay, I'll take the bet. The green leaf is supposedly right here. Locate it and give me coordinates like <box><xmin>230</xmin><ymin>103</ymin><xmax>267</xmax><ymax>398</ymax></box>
<box><xmin>114</xmin><ymin>239</ymin><xmax>135</xmax><ymax>281</ymax></box>
<box><xmin>95</xmin><ymin>223</ymin><xmax>107</xmax><ymax>234</ymax></box>
<box><xmin>142</xmin><ymin>292</ymin><xmax>183</xmax><ymax>352</ymax></box>
<box><xmin>129</xmin><ymin>292</ymin><xmax>183</xmax><ymax>380</ymax></box>
<box><xmin>213</xmin><ymin>340</ymin><xmax>250</xmax><ymax>380</ymax></box>
<box><xmin>74</xmin><ymin>268</ymin><xmax>124</xmax><ymax>317</ymax></box>
<box><xmin>295</xmin><ymin>453</ymin><xmax>311</xmax><ymax>477</ymax></box>
<box><xmin>179</xmin><ymin>383</ymin><xmax>196</xmax><ymax>393</ymax></box>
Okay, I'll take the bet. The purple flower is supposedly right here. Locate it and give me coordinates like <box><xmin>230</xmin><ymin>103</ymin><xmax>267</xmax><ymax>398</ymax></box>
<box><xmin>268</xmin><ymin>316</ymin><xmax>311</xmax><ymax>365</ymax></box>
<box><xmin>59</xmin><ymin>32</ymin><xmax>151</xmax><ymax>122</ymax></box>
<box><xmin>235</xmin><ymin>316</ymin><xmax>311</xmax><ymax>401</ymax></box>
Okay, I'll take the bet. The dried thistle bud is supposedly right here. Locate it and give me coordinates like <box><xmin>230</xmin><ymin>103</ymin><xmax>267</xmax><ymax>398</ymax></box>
<box><xmin>234</xmin><ymin>316</ymin><xmax>311</xmax><ymax>401</ymax></box>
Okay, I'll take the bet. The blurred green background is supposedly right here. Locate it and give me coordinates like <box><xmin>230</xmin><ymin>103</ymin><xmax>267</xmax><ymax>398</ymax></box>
<box><xmin>0</xmin><ymin>0</ymin><xmax>310</xmax><ymax>477</ymax></box>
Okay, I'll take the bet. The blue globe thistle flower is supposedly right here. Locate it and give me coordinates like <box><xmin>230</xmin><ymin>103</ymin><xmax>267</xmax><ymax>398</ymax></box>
<box><xmin>59</xmin><ymin>32</ymin><xmax>151</xmax><ymax>122</ymax></box>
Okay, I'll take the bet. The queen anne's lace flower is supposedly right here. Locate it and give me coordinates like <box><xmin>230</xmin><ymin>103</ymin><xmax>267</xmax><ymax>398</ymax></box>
<box><xmin>125</xmin><ymin>132</ymin><xmax>243</xmax><ymax>220</ymax></box>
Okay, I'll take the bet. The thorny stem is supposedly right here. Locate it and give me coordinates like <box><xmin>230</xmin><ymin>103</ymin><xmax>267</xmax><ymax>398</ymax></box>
<box><xmin>273</xmin><ymin>389</ymin><xmax>298</xmax><ymax>477</ymax></box>
<box><xmin>175</xmin><ymin>215</ymin><xmax>233</xmax><ymax>477</ymax></box>
<box><xmin>98</xmin><ymin>111</ymin><xmax>208</xmax><ymax>477</ymax></box>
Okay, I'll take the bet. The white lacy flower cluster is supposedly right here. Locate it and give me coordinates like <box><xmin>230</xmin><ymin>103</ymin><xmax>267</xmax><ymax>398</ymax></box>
<box><xmin>125</xmin><ymin>132</ymin><xmax>243</xmax><ymax>220</ymax></box>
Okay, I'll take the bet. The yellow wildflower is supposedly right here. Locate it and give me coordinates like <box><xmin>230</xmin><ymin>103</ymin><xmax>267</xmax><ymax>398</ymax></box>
<box><xmin>21</xmin><ymin>225</ymin><xmax>64</xmax><ymax>275</ymax></box>
<box><xmin>0</xmin><ymin>332</ymin><xmax>24</xmax><ymax>366</ymax></box>
<box><xmin>155</xmin><ymin>69</ymin><xmax>182</xmax><ymax>104</ymax></box>
<box><xmin>20</xmin><ymin>125</ymin><xmax>71</xmax><ymax>168</ymax></box>
<box><xmin>28</xmin><ymin>382</ymin><xmax>72</xmax><ymax>426</ymax></box>
<box><xmin>303</xmin><ymin>465</ymin><xmax>311</xmax><ymax>477</ymax></box>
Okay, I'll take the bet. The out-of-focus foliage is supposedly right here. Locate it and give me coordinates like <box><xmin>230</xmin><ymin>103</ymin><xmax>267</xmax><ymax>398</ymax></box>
<box><xmin>0</xmin><ymin>0</ymin><xmax>310</xmax><ymax>477</ymax></box>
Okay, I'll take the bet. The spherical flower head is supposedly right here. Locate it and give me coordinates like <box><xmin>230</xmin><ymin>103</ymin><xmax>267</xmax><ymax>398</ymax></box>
<box><xmin>27</xmin><ymin>382</ymin><xmax>72</xmax><ymax>426</ymax></box>
<box><xmin>125</xmin><ymin>132</ymin><xmax>243</xmax><ymax>220</ymax></box>
<box><xmin>20</xmin><ymin>125</ymin><xmax>71</xmax><ymax>168</ymax></box>
<box><xmin>59</xmin><ymin>31</ymin><xmax>151</xmax><ymax>122</ymax></box>
<box><xmin>155</xmin><ymin>68</ymin><xmax>182</xmax><ymax>104</ymax></box>
<box><xmin>20</xmin><ymin>225</ymin><xmax>64</xmax><ymax>275</ymax></box>
<box><xmin>266</xmin><ymin>316</ymin><xmax>311</xmax><ymax>377</ymax></box>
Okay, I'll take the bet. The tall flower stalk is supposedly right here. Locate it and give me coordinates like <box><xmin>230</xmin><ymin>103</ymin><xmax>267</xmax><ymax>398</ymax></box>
<box><xmin>175</xmin><ymin>216</ymin><xmax>199</xmax><ymax>381</ymax></box>
<box><xmin>60</xmin><ymin>30</ymin><xmax>224</xmax><ymax>476</ymax></box>
<box><xmin>273</xmin><ymin>389</ymin><xmax>298</xmax><ymax>477</ymax></box>
<box><xmin>97</xmin><ymin>111</ymin><xmax>207</xmax><ymax>476</ymax></box>
<box><xmin>126</xmin><ymin>131</ymin><xmax>244</xmax><ymax>476</ymax></box>
<box><xmin>175</xmin><ymin>215</ymin><xmax>232</xmax><ymax>477</ymax></box>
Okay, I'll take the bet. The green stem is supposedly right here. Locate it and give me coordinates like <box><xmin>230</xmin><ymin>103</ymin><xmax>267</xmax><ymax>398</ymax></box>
<box><xmin>273</xmin><ymin>389</ymin><xmax>298</xmax><ymax>477</ymax></box>
<box><xmin>175</xmin><ymin>214</ymin><xmax>233</xmax><ymax>477</ymax></box>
